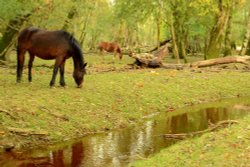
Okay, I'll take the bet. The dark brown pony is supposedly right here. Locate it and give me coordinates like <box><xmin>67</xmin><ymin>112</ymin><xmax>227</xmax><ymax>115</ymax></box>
<box><xmin>16</xmin><ymin>27</ymin><xmax>87</xmax><ymax>88</ymax></box>
<box><xmin>98</xmin><ymin>41</ymin><xmax>123</xmax><ymax>60</ymax></box>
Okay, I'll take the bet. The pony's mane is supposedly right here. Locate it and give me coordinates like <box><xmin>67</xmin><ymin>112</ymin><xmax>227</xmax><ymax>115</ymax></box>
<box><xmin>61</xmin><ymin>31</ymin><xmax>84</xmax><ymax>67</ymax></box>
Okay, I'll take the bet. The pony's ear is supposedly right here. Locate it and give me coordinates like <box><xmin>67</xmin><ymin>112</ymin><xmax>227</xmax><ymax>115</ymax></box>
<box><xmin>83</xmin><ymin>63</ymin><xmax>87</xmax><ymax>68</ymax></box>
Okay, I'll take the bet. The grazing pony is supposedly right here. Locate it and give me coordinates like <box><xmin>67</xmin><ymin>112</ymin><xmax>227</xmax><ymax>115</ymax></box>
<box><xmin>16</xmin><ymin>27</ymin><xmax>87</xmax><ymax>88</ymax></box>
<box><xmin>98</xmin><ymin>41</ymin><xmax>123</xmax><ymax>60</ymax></box>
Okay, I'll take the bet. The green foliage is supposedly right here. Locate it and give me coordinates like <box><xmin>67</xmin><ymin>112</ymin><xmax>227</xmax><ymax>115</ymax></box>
<box><xmin>0</xmin><ymin>0</ymin><xmax>249</xmax><ymax>54</ymax></box>
<box><xmin>0</xmin><ymin>0</ymin><xmax>39</xmax><ymax>31</ymax></box>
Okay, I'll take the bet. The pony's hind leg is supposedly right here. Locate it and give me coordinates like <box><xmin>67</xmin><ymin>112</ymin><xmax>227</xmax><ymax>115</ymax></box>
<box><xmin>16</xmin><ymin>47</ymin><xmax>26</xmax><ymax>83</ymax></box>
<box><xmin>28</xmin><ymin>53</ymin><xmax>35</xmax><ymax>82</ymax></box>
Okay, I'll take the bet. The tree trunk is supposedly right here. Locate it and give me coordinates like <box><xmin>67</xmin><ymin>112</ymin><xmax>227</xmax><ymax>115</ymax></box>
<box><xmin>246</xmin><ymin>41</ymin><xmax>250</xmax><ymax>55</ymax></box>
<box><xmin>180</xmin><ymin>39</ymin><xmax>188</xmax><ymax>63</ymax></box>
<box><xmin>240</xmin><ymin>12</ymin><xmax>250</xmax><ymax>56</ymax></box>
<box><xmin>79</xmin><ymin>13</ymin><xmax>91</xmax><ymax>47</ymax></box>
<box><xmin>206</xmin><ymin>0</ymin><xmax>231</xmax><ymax>59</ymax></box>
<box><xmin>0</xmin><ymin>14</ymin><xmax>31</xmax><ymax>61</ymax></box>
<box><xmin>171</xmin><ymin>0</ymin><xmax>188</xmax><ymax>63</ymax></box>
<box><xmin>156</xmin><ymin>16</ymin><xmax>161</xmax><ymax>50</ymax></box>
<box><xmin>170</xmin><ymin>18</ymin><xmax>180</xmax><ymax>64</ymax></box>
<box><xmin>224</xmin><ymin>4</ymin><xmax>233</xmax><ymax>57</ymax></box>
<box><xmin>62</xmin><ymin>3</ymin><xmax>77</xmax><ymax>32</ymax></box>
<box><xmin>79</xmin><ymin>2</ymin><xmax>97</xmax><ymax>47</ymax></box>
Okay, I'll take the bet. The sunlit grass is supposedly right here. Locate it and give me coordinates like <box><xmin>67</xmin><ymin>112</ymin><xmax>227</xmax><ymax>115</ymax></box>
<box><xmin>0</xmin><ymin>53</ymin><xmax>250</xmax><ymax>150</ymax></box>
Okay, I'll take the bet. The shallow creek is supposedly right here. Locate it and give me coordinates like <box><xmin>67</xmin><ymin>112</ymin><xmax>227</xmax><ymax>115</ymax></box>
<box><xmin>0</xmin><ymin>97</ymin><xmax>249</xmax><ymax>167</ymax></box>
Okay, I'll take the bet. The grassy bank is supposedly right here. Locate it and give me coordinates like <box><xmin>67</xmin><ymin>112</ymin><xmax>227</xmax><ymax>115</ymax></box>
<box><xmin>0</xmin><ymin>54</ymin><xmax>250</xmax><ymax>152</ymax></box>
<box><xmin>131</xmin><ymin>114</ymin><xmax>250</xmax><ymax>167</ymax></box>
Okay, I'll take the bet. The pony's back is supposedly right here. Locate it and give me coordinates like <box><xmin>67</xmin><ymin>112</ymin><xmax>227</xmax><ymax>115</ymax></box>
<box><xmin>18</xmin><ymin>27</ymin><xmax>40</xmax><ymax>44</ymax></box>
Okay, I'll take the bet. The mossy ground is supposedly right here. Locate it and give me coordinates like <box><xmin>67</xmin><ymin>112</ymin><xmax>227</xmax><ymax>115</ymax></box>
<box><xmin>0</xmin><ymin>53</ymin><xmax>250</xmax><ymax>160</ymax></box>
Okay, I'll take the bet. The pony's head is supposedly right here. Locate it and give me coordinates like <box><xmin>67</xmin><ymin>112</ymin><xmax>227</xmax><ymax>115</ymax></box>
<box><xmin>73</xmin><ymin>63</ymin><xmax>87</xmax><ymax>88</ymax></box>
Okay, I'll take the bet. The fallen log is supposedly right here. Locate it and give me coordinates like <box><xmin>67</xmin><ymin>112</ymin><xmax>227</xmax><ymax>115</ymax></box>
<box><xmin>159</xmin><ymin>120</ymin><xmax>238</xmax><ymax>139</ymax></box>
<box><xmin>7</xmin><ymin>127</ymin><xmax>48</xmax><ymax>136</ymax></box>
<box><xmin>39</xmin><ymin>106</ymin><xmax>69</xmax><ymax>121</ymax></box>
<box><xmin>129</xmin><ymin>44</ymin><xmax>169</xmax><ymax>68</ymax></box>
<box><xmin>191</xmin><ymin>56</ymin><xmax>250</xmax><ymax>68</ymax></box>
<box><xmin>161</xmin><ymin>63</ymin><xmax>189</xmax><ymax>70</ymax></box>
<box><xmin>149</xmin><ymin>39</ymin><xmax>171</xmax><ymax>52</ymax></box>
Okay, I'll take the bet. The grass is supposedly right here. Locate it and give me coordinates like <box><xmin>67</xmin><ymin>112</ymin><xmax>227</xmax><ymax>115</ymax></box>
<box><xmin>131</xmin><ymin>114</ymin><xmax>250</xmax><ymax>167</ymax></box>
<box><xmin>0</xmin><ymin>53</ymin><xmax>250</xmax><ymax>155</ymax></box>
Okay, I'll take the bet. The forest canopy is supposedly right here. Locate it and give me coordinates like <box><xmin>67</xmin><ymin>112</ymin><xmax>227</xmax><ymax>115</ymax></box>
<box><xmin>0</xmin><ymin>0</ymin><xmax>250</xmax><ymax>62</ymax></box>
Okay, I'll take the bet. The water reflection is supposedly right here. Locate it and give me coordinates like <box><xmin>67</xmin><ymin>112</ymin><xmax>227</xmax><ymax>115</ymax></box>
<box><xmin>0</xmin><ymin>103</ymin><xmax>249</xmax><ymax>167</ymax></box>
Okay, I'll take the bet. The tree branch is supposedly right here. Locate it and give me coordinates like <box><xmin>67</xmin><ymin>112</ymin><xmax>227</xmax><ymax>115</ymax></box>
<box><xmin>158</xmin><ymin>120</ymin><xmax>239</xmax><ymax>139</ymax></box>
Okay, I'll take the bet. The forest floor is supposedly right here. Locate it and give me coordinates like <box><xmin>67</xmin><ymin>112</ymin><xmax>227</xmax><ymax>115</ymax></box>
<box><xmin>0</xmin><ymin>53</ymin><xmax>250</xmax><ymax>165</ymax></box>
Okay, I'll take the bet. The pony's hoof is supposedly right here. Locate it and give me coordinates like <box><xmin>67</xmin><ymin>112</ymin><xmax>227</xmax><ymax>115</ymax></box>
<box><xmin>61</xmin><ymin>85</ymin><xmax>68</xmax><ymax>88</ymax></box>
<box><xmin>60</xmin><ymin>83</ymin><xmax>66</xmax><ymax>87</ymax></box>
<box><xmin>50</xmin><ymin>85</ymin><xmax>56</xmax><ymax>89</ymax></box>
<box><xmin>77</xmin><ymin>84</ymin><xmax>83</xmax><ymax>88</ymax></box>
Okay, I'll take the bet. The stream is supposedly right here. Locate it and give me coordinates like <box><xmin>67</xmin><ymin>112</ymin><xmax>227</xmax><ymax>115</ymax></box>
<box><xmin>0</xmin><ymin>97</ymin><xmax>250</xmax><ymax>167</ymax></box>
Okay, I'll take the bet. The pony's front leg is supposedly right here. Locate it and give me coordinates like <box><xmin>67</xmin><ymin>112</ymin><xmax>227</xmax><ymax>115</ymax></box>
<box><xmin>114</xmin><ymin>52</ymin><xmax>117</xmax><ymax>59</ymax></box>
<box><xmin>28</xmin><ymin>53</ymin><xmax>35</xmax><ymax>82</ymax></box>
<box><xmin>50</xmin><ymin>59</ymin><xmax>61</xmax><ymax>87</ymax></box>
<box><xmin>16</xmin><ymin>47</ymin><xmax>26</xmax><ymax>83</ymax></box>
<box><xmin>50</xmin><ymin>66</ymin><xmax>59</xmax><ymax>87</ymax></box>
<box><xmin>59</xmin><ymin>61</ymin><xmax>66</xmax><ymax>87</ymax></box>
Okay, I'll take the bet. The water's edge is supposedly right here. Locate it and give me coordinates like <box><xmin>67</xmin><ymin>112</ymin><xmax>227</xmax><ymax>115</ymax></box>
<box><xmin>0</xmin><ymin>97</ymin><xmax>250</xmax><ymax>167</ymax></box>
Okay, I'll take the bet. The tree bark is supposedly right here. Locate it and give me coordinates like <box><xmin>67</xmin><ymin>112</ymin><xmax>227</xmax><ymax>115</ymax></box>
<box><xmin>224</xmin><ymin>4</ymin><xmax>233</xmax><ymax>56</ymax></box>
<box><xmin>62</xmin><ymin>3</ymin><xmax>77</xmax><ymax>32</ymax></box>
<box><xmin>79</xmin><ymin>1</ymin><xmax>96</xmax><ymax>47</ymax></box>
<box><xmin>156</xmin><ymin>16</ymin><xmax>161</xmax><ymax>50</ymax></box>
<box><xmin>0</xmin><ymin>14</ymin><xmax>31</xmax><ymax>61</ymax></box>
<box><xmin>171</xmin><ymin>0</ymin><xmax>188</xmax><ymax>63</ymax></box>
<box><xmin>149</xmin><ymin>39</ymin><xmax>171</xmax><ymax>52</ymax></box>
<box><xmin>191</xmin><ymin>56</ymin><xmax>250</xmax><ymax>68</ymax></box>
<box><xmin>170</xmin><ymin>18</ymin><xmax>180</xmax><ymax>64</ymax></box>
<box><xmin>160</xmin><ymin>120</ymin><xmax>238</xmax><ymax>139</ymax></box>
<box><xmin>206</xmin><ymin>0</ymin><xmax>231</xmax><ymax>59</ymax></box>
<box><xmin>129</xmin><ymin>44</ymin><xmax>169</xmax><ymax>68</ymax></box>
<box><xmin>240</xmin><ymin>12</ymin><xmax>250</xmax><ymax>56</ymax></box>
<box><xmin>130</xmin><ymin>55</ymin><xmax>250</xmax><ymax>69</ymax></box>
<box><xmin>246</xmin><ymin>41</ymin><xmax>250</xmax><ymax>55</ymax></box>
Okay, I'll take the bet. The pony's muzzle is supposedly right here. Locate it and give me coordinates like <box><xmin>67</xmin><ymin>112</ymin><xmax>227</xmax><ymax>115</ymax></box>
<box><xmin>77</xmin><ymin>84</ymin><xmax>83</xmax><ymax>88</ymax></box>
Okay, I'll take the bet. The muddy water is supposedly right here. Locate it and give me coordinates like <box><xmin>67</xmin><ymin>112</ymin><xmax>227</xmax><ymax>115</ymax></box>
<box><xmin>0</xmin><ymin>98</ymin><xmax>250</xmax><ymax>167</ymax></box>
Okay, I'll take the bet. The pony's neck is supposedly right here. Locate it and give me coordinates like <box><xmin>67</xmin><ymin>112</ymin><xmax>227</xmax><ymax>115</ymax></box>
<box><xmin>62</xmin><ymin>30</ymin><xmax>84</xmax><ymax>71</ymax></box>
<box><xmin>72</xmin><ymin>55</ymin><xmax>84</xmax><ymax>71</ymax></box>
<box><xmin>71</xmin><ymin>40</ymin><xmax>84</xmax><ymax>71</ymax></box>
